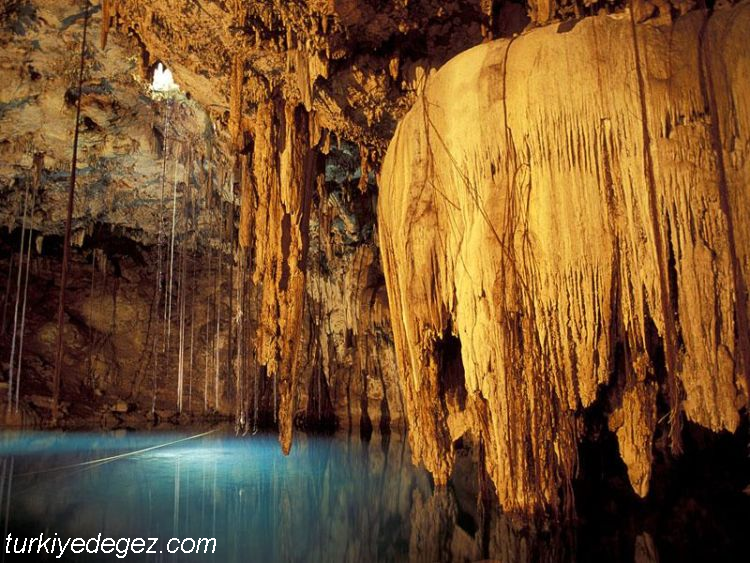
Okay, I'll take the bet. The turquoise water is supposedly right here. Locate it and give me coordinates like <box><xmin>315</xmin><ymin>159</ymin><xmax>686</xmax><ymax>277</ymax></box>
<box><xmin>0</xmin><ymin>429</ymin><xmax>746</xmax><ymax>562</ymax></box>
<box><xmin>0</xmin><ymin>431</ymin><xmax>439</xmax><ymax>562</ymax></box>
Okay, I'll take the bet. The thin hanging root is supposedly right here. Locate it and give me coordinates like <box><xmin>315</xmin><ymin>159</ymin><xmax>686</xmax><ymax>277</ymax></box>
<box><xmin>153</xmin><ymin>99</ymin><xmax>171</xmax><ymax>416</ymax></box>
<box><xmin>7</xmin><ymin>176</ymin><xmax>31</xmax><ymax>415</ymax></box>
<box><xmin>273</xmin><ymin>371</ymin><xmax>277</xmax><ymax>424</ymax></box>
<box><xmin>52</xmin><ymin>0</ymin><xmax>90</xmax><ymax>422</ymax></box>
<box><xmin>234</xmin><ymin>256</ymin><xmax>243</xmax><ymax>429</ymax></box>
<box><xmin>204</xmin><ymin>236</ymin><xmax>212</xmax><ymax>413</ymax></box>
<box><xmin>316</xmin><ymin>194</ymin><xmax>324</xmax><ymax>421</ymax></box>
<box><xmin>2</xmin><ymin>237</ymin><xmax>16</xmax><ymax>336</ymax></box>
<box><xmin>15</xmin><ymin>164</ymin><xmax>39</xmax><ymax>414</ymax></box>
<box><xmin>176</xmin><ymin>155</ymin><xmax>189</xmax><ymax>413</ymax></box>
<box><xmin>228</xmin><ymin>188</ymin><xmax>235</xmax><ymax>426</ymax></box>
<box><xmin>253</xmin><ymin>274</ymin><xmax>259</xmax><ymax>434</ymax></box>
<box><xmin>187</xmin><ymin>163</ymin><xmax>196</xmax><ymax>415</ymax></box>
<box><xmin>166</xmin><ymin>145</ymin><xmax>180</xmax><ymax>354</ymax></box>
<box><xmin>317</xmin><ymin>344</ymin><xmax>322</xmax><ymax>421</ymax></box>
<box><xmin>214</xmin><ymin>196</ymin><xmax>223</xmax><ymax>411</ymax></box>
<box><xmin>176</xmin><ymin>246</ymin><xmax>182</xmax><ymax>412</ymax></box>
<box><xmin>204</xmin><ymin>168</ymin><xmax>214</xmax><ymax>414</ymax></box>
<box><xmin>87</xmin><ymin>249</ymin><xmax>96</xmax><ymax>387</ymax></box>
<box><xmin>189</xmin><ymin>222</ymin><xmax>196</xmax><ymax>414</ymax></box>
<box><xmin>177</xmin><ymin>241</ymin><xmax>187</xmax><ymax>413</ymax></box>
<box><xmin>237</xmin><ymin>255</ymin><xmax>246</xmax><ymax>430</ymax></box>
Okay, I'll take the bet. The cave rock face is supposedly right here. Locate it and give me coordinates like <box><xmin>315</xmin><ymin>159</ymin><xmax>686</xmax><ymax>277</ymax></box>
<box><xmin>379</xmin><ymin>5</ymin><xmax>750</xmax><ymax>517</ymax></box>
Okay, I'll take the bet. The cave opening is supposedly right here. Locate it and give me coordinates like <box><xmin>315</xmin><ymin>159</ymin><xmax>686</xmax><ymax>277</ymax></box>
<box><xmin>150</xmin><ymin>62</ymin><xmax>180</xmax><ymax>97</ymax></box>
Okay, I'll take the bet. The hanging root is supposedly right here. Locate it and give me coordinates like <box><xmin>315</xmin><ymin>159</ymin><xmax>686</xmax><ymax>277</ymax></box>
<box><xmin>52</xmin><ymin>0</ymin><xmax>91</xmax><ymax>423</ymax></box>
<box><xmin>14</xmin><ymin>160</ymin><xmax>39</xmax><ymax>414</ymax></box>
<box><xmin>7</xmin><ymin>176</ymin><xmax>30</xmax><ymax>416</ymax></box>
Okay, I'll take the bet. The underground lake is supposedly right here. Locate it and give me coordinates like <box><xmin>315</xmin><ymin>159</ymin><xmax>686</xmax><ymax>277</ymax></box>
<box><xmin>0</xmin><ymin>427</ymin><xmax>748</xmax><ymax>562</ymax></box>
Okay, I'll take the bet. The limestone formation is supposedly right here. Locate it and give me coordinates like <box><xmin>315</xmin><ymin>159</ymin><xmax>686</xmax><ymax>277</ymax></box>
<box><xmin>379</xmin><ymin>4</ymin><xmax>750</xmax><ymax>517</ymax></box>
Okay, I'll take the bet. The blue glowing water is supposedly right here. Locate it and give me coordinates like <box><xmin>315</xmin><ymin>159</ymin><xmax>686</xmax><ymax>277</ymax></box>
<box><xmin>0</xmin><ymin>430</ymin><xmax>746</xmax><ymax>562</ymax></box>
<box><xmin>0</xmin><ymin>431</ymin><xmax>438</xmax><ymax>562</ymax></box>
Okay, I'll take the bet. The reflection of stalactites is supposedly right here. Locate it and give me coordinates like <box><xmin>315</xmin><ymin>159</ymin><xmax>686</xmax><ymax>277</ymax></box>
<box><xmin>409</xmin><ymin>488</ymin><xmax>458</xmax><ymax>562</ymax></box>
<box><xmin>172</xmin><ymin>456</ymin><xmax>181</xmax><ymax>536</ymax></box>
<box><xmin>634</xmin><ymin>532</ymin><xmax>660</xmax><ymax>563</ymax></box>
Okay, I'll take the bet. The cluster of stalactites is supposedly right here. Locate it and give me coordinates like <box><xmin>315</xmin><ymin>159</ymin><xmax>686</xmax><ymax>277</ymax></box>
<box><xmin>379</xmin><ymin>4</ymin><xmax>750</xmax><ymax>519</ymax></box>
<box><xmin>230</xmin><ymin>91</ymin><xmax>321</xmax><ymax>452</ymax></box>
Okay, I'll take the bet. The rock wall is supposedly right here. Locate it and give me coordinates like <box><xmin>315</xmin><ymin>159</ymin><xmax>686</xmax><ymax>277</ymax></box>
<box><xmin>0</xmin><ymin>0</ymin><xmax>403</xmax><ymax>436</ymax></box>
<box><xmin>379</xmin><ymin>4</ymin><xmax>750</xmax><ymax>517</ymax></box>
<box><xmin>0</xmin><ymin>0</ymin><xmax>224</xmax><ymax>243</ymax></box>
<box><xmin>300</xmin><ymin>142</ymin><xmax>404</xmax><ymax>434</ymax></box>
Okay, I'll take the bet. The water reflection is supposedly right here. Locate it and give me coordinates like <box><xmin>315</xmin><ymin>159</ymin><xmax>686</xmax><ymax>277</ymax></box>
<box><xmin>0</xmin><ymin>430</ymin><xmax>745</xmax><ymax>562</ymax></box>
<box><xmin>0</xmin><ymin>431</ymin><xmax>463</xmax><ymax>562</ymax></box>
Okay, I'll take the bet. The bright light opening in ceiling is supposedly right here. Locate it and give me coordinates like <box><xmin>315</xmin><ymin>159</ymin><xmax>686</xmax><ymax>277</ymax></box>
<box><xmin>151</xmin><ymin>63</ymin><xmax>180</xmax><ymax>95</ymax></box>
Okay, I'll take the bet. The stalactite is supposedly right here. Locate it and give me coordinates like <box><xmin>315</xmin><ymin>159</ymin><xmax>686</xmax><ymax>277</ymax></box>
<box><xmin>100</xmin><ymin>0</ymin><xmax>118</xmax><ymax>50</ymax></box>
<box><xmin>52</xmin><ymin>0</ymin><xmax>90</xmax><ymax>422</ymax></box>
<box><xmin>379</xmin><ymin>7</ymin><xmax>750</xmax><ymax>517</ymax></box>
<box><xmin>628</xmin><ymin>0</ymin><xmax>683</xmax><ymax>454</ymax></box>
<box><xmin>251</xmin><ymin>100</ymin><xmax>317</xmax><ymax>452</ymax></box>
<box><xmin>697</xmin><ymin>9</ymin><xmax>750</xmax><ymax>410</ymax></box>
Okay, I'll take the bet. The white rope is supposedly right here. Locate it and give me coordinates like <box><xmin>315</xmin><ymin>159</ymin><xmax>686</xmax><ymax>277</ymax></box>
<box><xmin>16</xmin><ymin>428</ymin><xmax>219</xmax><ymax>478</ymax></box>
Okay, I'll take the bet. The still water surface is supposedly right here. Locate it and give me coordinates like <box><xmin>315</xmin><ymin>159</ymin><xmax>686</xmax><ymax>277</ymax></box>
<box><xmin>0</xmin><ymin>431</ymin><xmax>444</xmax><ymax>562</ymax></box>
<box><xmin>0</xmin><ymin>429</ymin><xmax>746</xmax><ymax>562</ymax></box>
